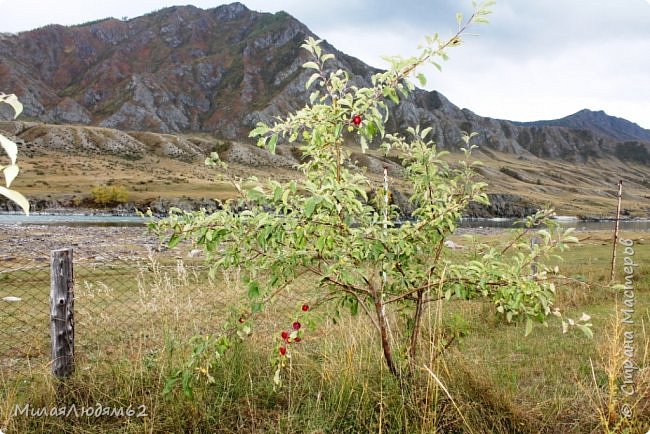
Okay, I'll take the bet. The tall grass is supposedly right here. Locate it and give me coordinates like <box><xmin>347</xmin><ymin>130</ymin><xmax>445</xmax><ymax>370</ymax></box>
<box><xmin>1</xmin><ymin>230</ymin><xmax>649</xmax><ymax>433</ymax></box>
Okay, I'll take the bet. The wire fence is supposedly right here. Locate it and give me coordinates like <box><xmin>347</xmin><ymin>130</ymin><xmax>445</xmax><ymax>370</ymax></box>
<box><xmin>0</xmin><ymin>224</ymin><xmax>238</xmax><ymax>375</ymax></box>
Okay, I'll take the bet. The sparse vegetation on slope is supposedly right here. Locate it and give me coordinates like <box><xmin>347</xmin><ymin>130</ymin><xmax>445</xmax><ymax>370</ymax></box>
<box><xmin>0</xmin><ymin>120</ymin><xmax>648</xmax><ymax>217</ymax></box>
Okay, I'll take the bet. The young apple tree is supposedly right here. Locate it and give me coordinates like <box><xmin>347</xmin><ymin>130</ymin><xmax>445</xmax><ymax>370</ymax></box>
<box><xmin>153</xmin><ymin>1</ymin><xmax>590</xmax><ymax>387</ymax></box>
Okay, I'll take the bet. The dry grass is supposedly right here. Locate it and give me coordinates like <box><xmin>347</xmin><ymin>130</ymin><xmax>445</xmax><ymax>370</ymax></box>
<box><xmin>1</xmin><ymin>228</ymin><xmax>649</xmax><ymax>433</ymax></box>
<box><xmin>444</xmin><ymin>149</ymin><xmax>649</xmax><ymax>217</ymax></box>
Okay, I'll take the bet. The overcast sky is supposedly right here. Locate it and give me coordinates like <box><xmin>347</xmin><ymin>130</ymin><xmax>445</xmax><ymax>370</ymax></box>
<box><xmin>1</xmin><ymin>0</ymin><xmax>649</xmax><ymax>129</ymax></box>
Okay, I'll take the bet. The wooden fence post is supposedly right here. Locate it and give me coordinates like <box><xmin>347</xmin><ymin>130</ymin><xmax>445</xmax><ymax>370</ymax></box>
<box><xmin>50</xmin><ymin>248</ymin><xmax>74</xmax><ymax>379</ymax></box>
<box><xmin>610</xmin><ymin>180</ymin><xmax>623</xmax><ymax>283</ymax></box>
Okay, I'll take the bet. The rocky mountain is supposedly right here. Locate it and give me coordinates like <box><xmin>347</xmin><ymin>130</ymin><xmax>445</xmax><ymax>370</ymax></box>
<box><xmin>0</xmin><ymin>2</ymin><xmax>649</xmax><ymax>166</ymax></box>
<box><xmin>513</xmin><ymin>109</ymin><xmax>650</xmax><ymax>142</ymax></box>
<box><xmin>0</xmin><ymin>3</ymin><xmax>374</xmax><ymax>137</ymax></box>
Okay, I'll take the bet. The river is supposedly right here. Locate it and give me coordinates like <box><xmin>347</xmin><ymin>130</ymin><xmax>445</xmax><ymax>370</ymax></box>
<box><xmin>1</xmin><ymin>213</ymin><xmax>649</xmax><ymax>231</ymax></box>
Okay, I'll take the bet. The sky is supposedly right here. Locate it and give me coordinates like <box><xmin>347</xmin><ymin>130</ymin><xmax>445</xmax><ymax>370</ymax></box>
<box><xmin>1</xmin><ymin>0</ymin><xmax>649</xmax><ymax>129</ymax></box>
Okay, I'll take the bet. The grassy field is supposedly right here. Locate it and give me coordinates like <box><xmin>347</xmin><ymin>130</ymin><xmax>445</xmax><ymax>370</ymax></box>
<box><xmin>1</xmin><ymin>228</ymin><xmax>648</xmax><ymax>433</ymax></box>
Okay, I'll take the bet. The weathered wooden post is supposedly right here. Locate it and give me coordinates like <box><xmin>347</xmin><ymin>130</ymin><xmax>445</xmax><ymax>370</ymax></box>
<box><xmin>609</xmin><ymin>180</ymin><xmax>623</xmax><ymax>283</ymax></box>
<box><xmin>50</xmin><ymin>248</ymin><xmax>74</xmax><ymax>379</ymax></box>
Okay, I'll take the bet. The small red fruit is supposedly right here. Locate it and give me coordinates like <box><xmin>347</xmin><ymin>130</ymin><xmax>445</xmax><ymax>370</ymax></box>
<box><xmin>301</xmin><ymin>304</ymin><xmax>309</xmax><ymax>312</ymax></box>
<box><xmin>294</xmin><ymin>337</ymin><xmax>301</xmax><ymax>343</ymax></box>
<box><xmin>292</xmin><ymin>321</ymin><xmax>301</xmax><ymax>331</ymax></box>
<box><xmin>352</xmin><ymin>115</ymin><xmax>362</xmax><ymax>126</ymax></box>
<box><xmin>281</xmin><ymin>331</ymin><xmax>289</xmax><ymax>340</ymax></box>
<box><xmin>279</xmin><ymin>346</ymin><xmax>287</xmax><ymax>356</ymax></box>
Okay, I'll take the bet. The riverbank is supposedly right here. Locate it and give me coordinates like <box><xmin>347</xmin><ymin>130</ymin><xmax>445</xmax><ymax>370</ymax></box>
<box><xmin>2</xmin><ymin>194</ymin><xmax>644</xmax><ymax>221</ymax></box>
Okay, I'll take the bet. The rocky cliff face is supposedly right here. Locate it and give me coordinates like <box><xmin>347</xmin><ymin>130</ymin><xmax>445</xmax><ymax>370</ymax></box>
<box><xmin>0</xmin><ymin>3</ymin><xmax>374</xmax><ymax>137</ymax></box>
<box><xmin>1</xmin><ymin>2</ymin><xmax>649</xmax><ymax>165</ymax></box>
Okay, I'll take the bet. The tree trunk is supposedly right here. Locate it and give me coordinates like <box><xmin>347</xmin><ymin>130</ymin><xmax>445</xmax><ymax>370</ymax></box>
<box><xmin>409</xmin><ymin>289</ymin><xmax>425</xmax><ymax>360</ymax></box>
<box><xmin>374</xmin><ymin>298</ymin><xmax>399</xmax><ymax>377</ymax></box>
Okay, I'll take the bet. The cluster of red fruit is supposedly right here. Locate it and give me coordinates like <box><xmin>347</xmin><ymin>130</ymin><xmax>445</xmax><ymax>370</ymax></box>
<box><xmin>279</xmin><ymin>304</ymin><xmax>309</xmax><ymax>356</ymax></box>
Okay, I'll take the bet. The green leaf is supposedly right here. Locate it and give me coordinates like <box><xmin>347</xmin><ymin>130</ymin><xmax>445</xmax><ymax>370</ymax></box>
<box><xmin>167</xmin><ymin>233</ymin><xmax>180</xmax><ymax>248</ymax></box>
<box><xmin>306</xmin><ymin>72</ymin><xmax>320</xmax><ymax>90</ymax></box>
<box><xmin>302</xmin><ymin>61</ymin><xmax>320</xmax><ymax>70</ymax></box>
<box><xmin>304</xmin><ymin>196</ymin><xmax>321</xmax><ymax>218</ymax></box>
<box><xmin>273</xmin><ymin>367</ymin><xmax>282</xmax><ymax>386</ymax></box>
<box><xmin>383</xmin><ymin>87</ymin><xmax>399</xmax><ymax>104</ymax></box>
<box><xmin>420</xmin><ymin>127</ymin><xmax>432</xmax><ymax>139</ymax></box>
<box><xmin>334</xmin><ymin>123</ymin><xmax>343</xmax><ymax>139</ymax></box>
<box><xmin>256</xmin><ymin>136</ymin><xmax>268</xmax><ymax>148</ymax></box>
<box><xmin>182</xmin><ymin>371</ymin><xmax>194</xmax><ymax>398</ymax></box>
<box><xmin>524</xmin><ymin>318</ymin><xmax>533</xmax><ymax>336</ymax></box>
<box><xmin>273</xmin><ymin>186</ymin><xmax>283</xmax><ymax>202</ymax></box>
<box><xmin>349</xmin><ymin>298</ymin><xmax>359</xmax><ymax>316</ymax></box>
<box><xmin>416</xmin><ymin>73</ymin><xmax>427</xmax><ymax>87</ymax></box>
<box><xmin>316</xmin><ymin>236</ymin><xmax>325</xmax><ymax>251</ymax></box>
<box><xmin>247</xmin><ymin>188</ymin><xmax>264</xmax><ymax>201</ymax></box>
<box><xmin>364</xmin><ymin>121</ymin><xmax>378</xmax><ymax>139</ymax></box>
<box><xmin>321</xmin><ymin>53</ymin><xmax>335</xmax><ymax>62</ymax></box>
<box><xmin>247</xmin><ymin>280</ymin><xmax>260</xmax><ymax>298</ymax></box>
<box><xmin>268</xmin><ymin>134</ymin><xmax>278</xmax><ymax>154</ymax></box>
<box><xmin>249</xmin><ymin>124</ymin><xmax>268</xmax><ymax>138</ymax></box>
<box><xmin>162</xmin><ymin>375</ymin><xmax>180</xmax><ymax>396</ymax></box>
<box><xmin>577</xmin><ymin>324</ymin><xmax>593</xmax><ymax>339</ymax></box>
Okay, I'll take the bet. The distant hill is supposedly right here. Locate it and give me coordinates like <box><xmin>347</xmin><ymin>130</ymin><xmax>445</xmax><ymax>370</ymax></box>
<box><xmin>0</xmin><ymin>2</ymin><xmax>649</xmax><ymax>166</ymax></box>
<box><xmin>513</xmin><ymin>109</ymin><xmax>650</xmax><ymax>142</ymax></box>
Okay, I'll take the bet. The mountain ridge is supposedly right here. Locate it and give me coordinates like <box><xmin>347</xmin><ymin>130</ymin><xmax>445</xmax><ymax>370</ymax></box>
<box><xmin>0</xmin><ymin>2</ymin><xmax>648</xmax><ymax>167</ymax></box>
<box><xmin>512</xmin><ymin>109</ymin><xmax>650</xmax><ymax>143</ymax></box>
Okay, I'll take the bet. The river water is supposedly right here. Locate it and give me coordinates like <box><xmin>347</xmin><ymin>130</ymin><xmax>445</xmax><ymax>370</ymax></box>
<box><xmin>0</xmin><ymin>213</ymin><xmax>149</xmax><ymax>226</ymax></box>
<box><xmin>1</xmin><ymin>213</ymin><xmax>649</xmax><ymax>231</ymax></box>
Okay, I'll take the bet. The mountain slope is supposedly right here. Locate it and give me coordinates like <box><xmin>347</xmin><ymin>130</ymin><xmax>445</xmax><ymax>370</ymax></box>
<box><xmin>0</xmin><ymin>3</ymin><xmax>375</xmax><ymax>136</ymax></box>
<box><xmin>1</xmin><ymin>120</ymin><xmax>648</xmax><ymax>217</ymax></box>
<box><xmin>513</xmin><ymin>109</ymin><xmax>650</xmax><ymax>142</ymax></box>
<box><xmin>0</xmin><ymin>2</ymin><xmax>648</xmax><ymax>167</ymax></box>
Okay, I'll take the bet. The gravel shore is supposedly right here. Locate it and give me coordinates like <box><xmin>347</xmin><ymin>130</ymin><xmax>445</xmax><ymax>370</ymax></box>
<box><xmin>0</xmin><ymin>224</ymin><xmax>161</xmax><ymax>262</ymax></box>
